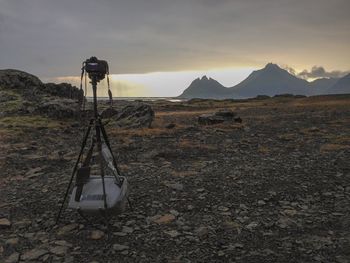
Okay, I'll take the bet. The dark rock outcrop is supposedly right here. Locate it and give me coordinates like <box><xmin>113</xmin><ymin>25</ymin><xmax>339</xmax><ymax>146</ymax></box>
<box><xmin>198</xmin><ymin>109</ymin><xmax>238</xmax><ymax>125</ymax></box>
<box><xmin>0</xmin><ymin>69</ymin><xmax>83</xmax><ymax>119</ymax></box>
<box><xmin>34</xmin><ymin>100</ymin><xmax>81</xmax><ymax>119</ymax></box>
<box><xmin>41</xmin><ymin>83</ymin><xmax>83</xmax><ymax>101</ymax></box>
<box><xmin>115</xmin><ymin>104</ymin><xmax>154</xmax><ymax>128</ymax></box>
<box><xmin>101</xmin><ymin>108</ymin><xmax>118</xmax><ymax>119</ymax></box>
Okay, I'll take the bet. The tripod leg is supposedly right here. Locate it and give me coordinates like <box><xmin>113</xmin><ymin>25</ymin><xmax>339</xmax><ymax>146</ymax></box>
<box><xmin>99</xmin><ymin>119</ymin><xmax>122</xmax><ymax>179</ymax></box>
<box><xmin>55</xmin><ymin>119</ymin><xmax>94</xmax><ymax>224</ymax></box>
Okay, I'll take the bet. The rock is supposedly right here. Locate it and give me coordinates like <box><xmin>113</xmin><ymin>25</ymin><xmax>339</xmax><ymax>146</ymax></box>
<box><xmin>187</xmin><ymin>205</ymin><xmax>195</xmax><ymax>211</ymax></box>
<box><xmin>198</xmin><ymin>109</ymin><xmax>237</xmax><ymax>125</ymax></box>
<box><xmin>57</xmin><ymin>223</ymin><xmax>78</xmax><ymax>236</ymax></box>
<box><xmin>195</xmin><ymin>226</ymin><xmax>209</xmax><ymax>238</ymax></box>
<box><xmin>34</xmin><ymin>99</ymin><xmax>80</xmax><ymax>119</ymax></box>
<box><xmin>258</xmin><ymin>200</ymin><xmax>266</xmax><ymax>206</ymax></box>
<box><xmin>122</xmin><ymin>226</ymin><xmax>134</xmax><ymax>234</ymax></box>
<box><xmin>170</xmin><ymin>209</ymin><xmax>180</xmax><ymax>217</ymax></box>
<box><xmin>101</xmin><ymin>107</ymin><xmax>118</xmax><ymax>119</ymax></box>
<box><xmin>164</xmin><ymin>230</ymin><xmax>180</xmax><ymax>238</ymax></box>
<box><xmin>41</xmin><ymin>82</ymin><xmax>83</xmax><ymax>101</ymax></box>
<box><xmin>166</xmin><ymin>123</ymin><xmax>176</xmax><ymax>129</ymax></box>
<box><xmin>5</xmin><ymin>252</ymin><xmax>20</xmax><ymax>263</ymax></box>
<box><xmin>49</xmin><ymin>246</ymin><xmax>68</xmax><ymax>256</ymax></box>
<box><xmin>165</xmin><ymin>182</ymin><xmax>184</xmax><ymax>191</ymax></box>
<box><xmin>234</xmin><ymin>117</ymin><xmax>243</xmax><ymax>123</ymax></box>
<box><xmin>21</xmin><ymin>248</ymin><xmax>48</xmax><ymax>261</ymax></box>
<box><xmin>0</xmin><ymin>218</ymin><xmax>11</xmax><ymax>228</ymax></box>
<box><xmin>246</xmin><ymin>221</ymin><xmax>259</xmax><ymax>230</ymax></box>
<box><xmin>5</xmin><ymin>237</ymin><xmax>19</xmax><ymax>245</ymax></box>
<box><xmin>115</xmin><ymin>104</ymin><xmax>154</xmax><ymax>128</ymax></box>
<box><xmin>113</xmin><ymin>244</ymin><xmax>129</xmax><ymax>251</ymax></box>
<box><xmin>53</xmin><ymin>240</ymin><xmax>73</xmax><ymax>247</ymax></box>
<box><xmin>0</xmin><ymin>69</ymin><xmax>42</xmax><ymax>90</ymax></box>
<box><xmin>217</xmin><ymin>206</ymin><xmax>230</xmax><ymax>212</ymax></box>
<box><xmin>152</xmin><ymin>214</ymin><xmax>176</xmax><ymax>224</ymax></box>
<box><xmin>90</xmin><ymin>230</ymin><xmax>105</xmax><ymax>240</ymax></box>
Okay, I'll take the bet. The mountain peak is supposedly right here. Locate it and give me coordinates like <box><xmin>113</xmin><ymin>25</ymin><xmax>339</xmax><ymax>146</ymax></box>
<box><xmin>264</xmin><ymin>63</ymin><xmax>282</xmax><ymax>71</ymax></box>
<box><xmin>201</xmin><ymin>75</ymin><xmax>209</xmax><ymax>81</ymax></box>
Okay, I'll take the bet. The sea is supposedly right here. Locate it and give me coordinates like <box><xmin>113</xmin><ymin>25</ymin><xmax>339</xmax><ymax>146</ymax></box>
<box><xmin>89</xmin><ymin>97</ymin><xmax>184</xmax><ymax>102</ymax></box>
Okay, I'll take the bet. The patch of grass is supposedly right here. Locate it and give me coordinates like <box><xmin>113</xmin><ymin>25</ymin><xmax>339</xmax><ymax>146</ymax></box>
<box><xmin>0</xmin><ymin>90</ymin><xmax>23</xmax><ymax>112</ymax></box>
<box><xmin>320</xmin><ymin>143</ymin><xmax>350</xmax><ymax>152</ymax></box>
<box><xmin>0</xmin><ymin>115</ymin><xmax>64</xmax><ymax>129</ymax></box>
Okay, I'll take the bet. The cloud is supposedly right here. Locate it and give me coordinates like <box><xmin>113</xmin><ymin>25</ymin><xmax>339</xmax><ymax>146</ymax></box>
<box><xmin>0</xmin><ymin>0</ymin><xmax>349</xmax><ymax>78</ymax></box>
<box><xmin>297</xmin><ymin>66</ymin><xmax>350</xmax><ymax>79</ymax></box>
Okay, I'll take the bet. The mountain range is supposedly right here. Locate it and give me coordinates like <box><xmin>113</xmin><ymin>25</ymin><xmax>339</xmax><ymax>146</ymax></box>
<box><xmin>178</xmin><ymin>63</ymin><xmax>350</xmax><ymax>99</ymax></box>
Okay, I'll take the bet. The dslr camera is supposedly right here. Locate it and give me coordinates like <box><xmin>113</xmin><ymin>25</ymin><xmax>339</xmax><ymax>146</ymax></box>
<box><xmin>84</xmin><ymin>56</ymin><xmax>109</xmax><ymax>82</ymax></box>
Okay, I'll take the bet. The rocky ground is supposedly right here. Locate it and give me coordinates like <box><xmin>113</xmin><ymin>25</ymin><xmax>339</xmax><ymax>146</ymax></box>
<box><xmin>1</xmin><ymin>91</ymin><xmax>350</xmax><ymax>262</ymax></box>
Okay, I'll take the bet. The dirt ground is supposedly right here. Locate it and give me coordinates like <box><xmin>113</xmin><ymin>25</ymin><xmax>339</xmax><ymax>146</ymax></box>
<box><xmin>1</xmin><ymin>95</ymin><xmax>350</xmax><ymax>262</ymax></box>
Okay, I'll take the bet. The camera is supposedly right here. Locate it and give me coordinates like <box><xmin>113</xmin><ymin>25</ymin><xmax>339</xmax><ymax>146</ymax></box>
<box><xmin>84</xmin><ymin>56</ymin><xmax>109</xmax><ymax>82</ymax></box>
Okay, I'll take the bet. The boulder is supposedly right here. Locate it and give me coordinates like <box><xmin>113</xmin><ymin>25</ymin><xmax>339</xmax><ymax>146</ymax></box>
<box><xmin>115</xmin><ymin>104</ymin><xmax>154</xmax><ymax>128</ymax></box>
<box><xmin>198</xmin><ymin>109</ymin><xmax>239</xmax><ymax>125</ymax></box>
<box><xmin>101</xmin><ymin>107</ymin><xmax>118</xmax><ymax>119</ymax></box>
<box><xmin>41</xmin><ymin>83</ymin><xmax>84</xmax><ymax>101</ymax></box>
<box><xmin>34</xmin><ymin>100</ymin><xmax>80</xmax><ymax>119</ymax></box>
<box><xmin>0</xmin><ymin>69</ymin><xmax>42</xmax><ymax>90</ymax></box>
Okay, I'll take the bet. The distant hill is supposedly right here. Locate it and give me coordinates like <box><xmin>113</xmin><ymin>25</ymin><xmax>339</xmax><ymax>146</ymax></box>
<box><xmin>309</xmin><ymin>77</ymin><xmax>339</xmax><ymax>95</ymax></box>
<box><xmin>230</xmin><ymin>63</ymin><xmax>310</xmax><ymax>98</ymax></box>
<box><xmin>328</xmin><ymin>73</ymin><xmax>350</xmax><ymax>94</ymax></box>
<box><xmin>178</xmin><ymin>63</ymin><xmax>349</xmax><ymax>99</ymax></box>
<box><xmin>178</xmin><ymin>76</ymin><xmax>232</xmax><ymax>99</ymax></box>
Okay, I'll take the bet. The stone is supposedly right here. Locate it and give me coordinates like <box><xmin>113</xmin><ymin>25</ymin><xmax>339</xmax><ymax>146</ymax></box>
<box><xmin>166</xmin><ymin>123</ymin><xmax>176</xmax><ymax>129</ymax></box>
<box><xmin>5</xmin><ymin>252</ymin><xmax>20</xmax><ymax>263</ymax></box>
<box><xmin>34</xmin><ymin>100</ymin><xmax>80</xmax><ymax>119</ymax></box>
<box><xmin>164</xmin><ymin>230</ymin><xmax>180</xmax><ymax>238</ymax></box>
<box><xmin>5</xmin><ymin>237</ymin><xmax>19</xmax><ymax>245</ymax></box>
<box><xmin>246</xmin><ymin>222</ymin><xmax>259</xmax><ymax>230</ymax></box>
<box><xmin>115</xmin><ymin>104</ymin><xmax>154</xmax><ymax>128</ymax></box>
<box><xmin>113</xmin><ymin>244</ymin><xmax>129</xmax><ymax>251</ymax></box>
<box><xmin>50</xmin><ymin>246</ymin><xmax>68</xmax><ymax>256</ymax></box>
<box><xmin>101</xmin><ymin>107</ymin><xmax>118</xmax><ymax>119</ymax></box>
<box><xmin>90</xmin><ymin>230</ymin><xmax>105</xmax><ymax>240</ymax></box>
<box><xmin>57</xmin><ymin>223</ymin><xmax>78</xmax><ymax>236</ymax></box>
<box><xmin>0</xmin><ymin>218</ymin><xmax>11</xmax><ymax>228</ymax></box>
<box><xmin>122</xmin><ymin>226</ymin><xmax>134</xmax><ymax>234</ymax></box>
<box><xmin>198</xmin><ymin>109</ymin><xmax>238</xmax><ymax>125</ymax></box>
<box><xmin>217</xmin><ymin>206</ymin><xmax>230</xmax><ymax>212</ymax></box>
<box><xmin>21</xmin><ymin>248</ymin><xmax>48</xmax><ymax>261</ymax></box>
<box><xmin>54</xmin><ymin>240</ymin><xmax>73</xmax><ymax>247</ymax></box>
<box><xmin>152</xmin><ymin>214</ymin><xmax>176</xmax><ymax>224</ymax></box>
<box><xmin>187</xmin><ymin>205</ymin><xmax>195</xmax><ymax>211</ymax></box>
<box><xmin>165</xmin><ymin>182</ymin><xmax>184</xmax><ymax>191</ymax></box>
<box><xmin>170</xmin><ymin>209</ymin><xmax>180</xmax><ymax>217</ymax></box>
<box><xmin>195</xmin><ymin>226</ymin><xmax>209</xmax><ymax>238</ymax></box>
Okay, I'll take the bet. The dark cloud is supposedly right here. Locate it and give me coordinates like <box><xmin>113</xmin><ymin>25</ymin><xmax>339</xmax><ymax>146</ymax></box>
<box><xmin>0</xmin><ymin>0</ymin><xmax>349</xmax><ymax>78</ymax></box>
<box><xmin>298</xmin><ymin>66</ymin><xmax>350</xmax><ymax>79</ymax></box>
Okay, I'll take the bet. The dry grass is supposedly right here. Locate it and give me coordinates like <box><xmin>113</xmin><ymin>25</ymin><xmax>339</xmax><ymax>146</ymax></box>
<box><xmin>320</xmin><ymin>143</ymin><xmax>350</xmax><ymax>152</ymax></box>
<box><xmin>177</xmin><ymin>138</ymin><xmax>217</xmax><ymax>150</ymax></box>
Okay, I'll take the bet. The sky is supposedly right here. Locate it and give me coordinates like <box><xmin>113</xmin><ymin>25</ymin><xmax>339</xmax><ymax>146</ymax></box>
<box><xmin>1</xmin><ymin>0</ymin><xmax>349</xmax><ymax>97</ymax></box>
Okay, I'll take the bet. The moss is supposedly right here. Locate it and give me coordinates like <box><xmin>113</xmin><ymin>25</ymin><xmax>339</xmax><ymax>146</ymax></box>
<box><xmin>0</xmin><ymin>90</ymin><xmax>23</xmax><ymax>112</ymax></box>
<box><xmin>0</xmin><ymin>115</ymin><xmax>63</xmax><ymax>129</ymax></box>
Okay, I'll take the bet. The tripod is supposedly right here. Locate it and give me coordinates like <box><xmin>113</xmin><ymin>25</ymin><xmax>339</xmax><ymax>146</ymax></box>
<box><xmin>56</xmin><ymin>75</ymin><xmax>123</xmax><ymax>224</ymax></box>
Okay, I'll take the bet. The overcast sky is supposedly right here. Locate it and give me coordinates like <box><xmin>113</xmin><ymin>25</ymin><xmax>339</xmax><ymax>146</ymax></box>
<box><xmin>1</xmin><ymin>0</ymin><xmax>349</xmax><ymax>96</ymax></box>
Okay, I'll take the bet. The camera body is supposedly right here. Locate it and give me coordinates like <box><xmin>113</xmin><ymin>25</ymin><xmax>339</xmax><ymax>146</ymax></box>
<box><xmin>84</xmin><ymin>56</ymin><xmax>109</xmax><ymax>82</ymax></box>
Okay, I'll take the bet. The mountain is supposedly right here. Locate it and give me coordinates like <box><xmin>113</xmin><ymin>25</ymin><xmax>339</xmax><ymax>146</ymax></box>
<box><xmin>178</xmin><ymin>76</ymin><xmax>232</xmax><ymax>99</ymax></box>
<box><xmin>230</xmin><ymin>63</ymin><xmax>310</xmax><ymax>97</ymax></box>
<box><xmin>309</xmin><ymin>77</ymin><xmax>339</xmax><ymax>95</ymax></box>
<box><xmin>178</xmin><ymin>63</ymin><xmax>349</xmax><ymax>99</ymax></box>
<box><xmin>328</xmin><ymin>73</ymin><xmax>350</xmax><ymax>94</ymax></box>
